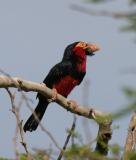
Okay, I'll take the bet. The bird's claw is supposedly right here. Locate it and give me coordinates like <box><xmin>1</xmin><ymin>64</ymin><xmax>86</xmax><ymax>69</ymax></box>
<box><xmin>48</xmin><ymin>88</ymin><xmax>58</xmax><ymax>103</ymax></box>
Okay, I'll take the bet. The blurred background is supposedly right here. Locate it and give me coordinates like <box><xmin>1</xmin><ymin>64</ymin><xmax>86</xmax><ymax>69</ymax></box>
<box><xmin>0</xmin><ymin>0</ymin><xmax>136</xmax><ymax>159</ymax></box>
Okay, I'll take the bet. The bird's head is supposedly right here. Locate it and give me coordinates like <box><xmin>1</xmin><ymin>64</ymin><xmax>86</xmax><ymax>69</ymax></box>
<box><xmin>62</xmin><ymin>41</ymin><xmax>100</xmax><ymax>61</ymax></box>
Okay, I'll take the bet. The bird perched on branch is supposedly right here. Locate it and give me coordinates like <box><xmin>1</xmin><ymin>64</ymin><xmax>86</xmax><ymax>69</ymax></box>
<box><xmin>23</xmin><ymin>41</ymin><xmax>100</xmax><ymax>132</ymax></box>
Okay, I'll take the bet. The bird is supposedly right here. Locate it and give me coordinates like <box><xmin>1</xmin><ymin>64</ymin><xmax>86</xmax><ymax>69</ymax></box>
<box><xmin>23</xmin><ymin>41</ymin><xmax>100</xmax><ymax>132</ymax></box>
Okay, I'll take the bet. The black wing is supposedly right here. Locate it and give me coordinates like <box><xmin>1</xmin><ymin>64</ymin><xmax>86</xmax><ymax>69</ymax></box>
<box><xmin>37</xmin><ymin>61</ymin><xmax>72</xmax><ymax>99</ymax></box>
<box><xmin>43</xmin><ymin>61</ymin><xmax>72</xmax><ymax>88</ymax></box>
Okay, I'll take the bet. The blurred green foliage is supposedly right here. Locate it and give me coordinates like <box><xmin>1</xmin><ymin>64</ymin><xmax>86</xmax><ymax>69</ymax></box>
<box><xmin>87</xmin><ymin>0</ymin><xmax>109</xmax><ymax>3</ymax></box>
<box><xmin>110</xmin><ymin>144</ymin><xmax>121</xmax><ymax>158</ymax></box>
<box><xmin>122</xmin><ymin>17</ymin><xmax>136</xmax><ymax>32</ymax></box>
<box><xmin>19</xmin><ymin>154</ymin><xmax>27</xmax><ymax>160</ymax></box>
<box><xmin>87</xmin><ymin>0</ymin><xmax>136</xmax><ymax>33</ymax></box>
<box><xmin>64</xmin><ymin>144</ymin><xmax>107</xmax><ymax>160</ymax></box>
<box><xmin>123</xmin><ymin>87</ymin><xmax>136</xmax><ymax>100</ymax></box>
<box><xmin>130</xmin><ymin>0</ymin><xmax>136</xmax><ymax>4</ymax></box>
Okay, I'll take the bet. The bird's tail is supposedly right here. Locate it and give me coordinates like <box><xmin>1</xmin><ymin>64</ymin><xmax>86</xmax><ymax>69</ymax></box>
<box><xmin>23</xmin><ymin>99</ymin><xmax>48</xmax><ymax>132</ymax></box>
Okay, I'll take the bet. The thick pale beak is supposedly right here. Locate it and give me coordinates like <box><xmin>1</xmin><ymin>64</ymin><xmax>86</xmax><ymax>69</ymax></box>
<box><xmin>86</xmin><ymin>44</ymin><xmax>100</xmax><ymax>56</ymax></box>
<box><xmin>88</xmin><ymin>44</ymin><xmax>100</xmax><ymax>52</ymax></box>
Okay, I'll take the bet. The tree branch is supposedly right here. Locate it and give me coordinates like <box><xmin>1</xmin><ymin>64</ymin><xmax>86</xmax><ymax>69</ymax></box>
<box><xmin>6</xmin><ymin>88</ymin><xmax>30</xmax><ymax>157</ymax></box>
<box><xmin>95</xmin><ymin>120</ymin><xmax>112</xmax><ymax>155</ymax></box>
<box><xmin>123</xmin><ymin>112</ymin><xmax>136</xmax><ymax>160</ymax></box>
<box><xmin>57</xmin><ymin>115</ymin><xmax>77</xmax><ymax>160</ymax></box>
<box><xmin>0</xmin><ymin>75</ymin><xmax>110</xmax><ymax>122</ymax></box>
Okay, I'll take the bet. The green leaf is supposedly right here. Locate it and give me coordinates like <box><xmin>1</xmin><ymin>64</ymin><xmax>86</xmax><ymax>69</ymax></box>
<box><xmin>19</xmin><ymin>154</ymin><xmax>27</xmax><ymax>160</ymax></box>
<box><xmin>110</xmin><ymin>144</ymin><xmax>121</xmax><ymax>156</ymax></box>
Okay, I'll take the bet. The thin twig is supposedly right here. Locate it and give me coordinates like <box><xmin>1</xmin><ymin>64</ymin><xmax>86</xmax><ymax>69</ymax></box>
<box><xmin>19</xmin><ymin>120</ymin><xmax>29</xmax><ymax>154</ymax></box>
<box><xmin>6</xmin><ymin>88</ymin><xmax>30</xmax><ymax>156</ymax></box>
<box><xmin>13</xmin><ymin>97</ymin><xmax>26</xmax><ymax>160</ymax></box>
<box><xmin>22</xmin><ymin>93</ymin><xmax>62</xmax><ymax>151</ymax></box>
<box><xmin>57</xmin><ymin>115</ymin><xmax>77</xmax><ymax>160</ymax></box>
<box><xmin>13</xmin><ymin>124</ymin><xmax>19</xmax><ymax>160</ymax></box>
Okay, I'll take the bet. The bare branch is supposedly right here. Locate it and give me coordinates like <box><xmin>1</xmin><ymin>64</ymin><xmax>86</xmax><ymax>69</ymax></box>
<box><xmin>123</xmin><ymin>112</ymin><xmax>136</xmax><ymax>160</ymax></box>
<box><xmin>13</xmin><ymin>124</ymin><xmax>19</xmax><ymax>160</ymax></box>
<box><xmin>6</xmin><ymin>88</ymin><xmax>30</xmax><ymax>157</ymax></box>
<box><xmin>0</xmin><ymin>75</ymin><xmax>110</xmax><ymax>123</ymax></box>
<box><xmin>57</xmin><ymin>115</ymin><xmax>77</xmax><ymax>160</ymax></box>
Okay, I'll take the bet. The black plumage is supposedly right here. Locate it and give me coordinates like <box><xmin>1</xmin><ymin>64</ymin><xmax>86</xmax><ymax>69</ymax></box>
<box><xmin>23</xmin><ymin>41</ymin><xmax>99</xmax><ymax>132</ymax></box>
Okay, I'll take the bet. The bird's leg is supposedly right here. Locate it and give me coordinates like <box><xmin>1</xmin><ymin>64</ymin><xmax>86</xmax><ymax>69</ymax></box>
<box><xmin>48</xmin><ymin>88</ymin><xmax>58</xmax><ymax>103</ymax></box>
<box><xmin>67</xmin><ymin>100</ymin><xmax>78</xmax><ymax>111</ymax></box>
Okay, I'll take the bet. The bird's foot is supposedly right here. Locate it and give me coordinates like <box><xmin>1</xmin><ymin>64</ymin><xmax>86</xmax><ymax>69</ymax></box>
<box><xmin>48</xmin><ymin>88</ymin><xmax>58</xmax><ymax>103</ymax></box>
<box><xmin>67</xmin><ymin>100</ymin><xmax>78</xmax><ymax>111</ymax></box>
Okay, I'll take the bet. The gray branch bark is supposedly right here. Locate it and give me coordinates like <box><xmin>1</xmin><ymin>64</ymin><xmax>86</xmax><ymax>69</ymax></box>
<box><xmin>0</xmin><ymin>75</ymin><xmax>110</xmax><ymax>122</ymax></box>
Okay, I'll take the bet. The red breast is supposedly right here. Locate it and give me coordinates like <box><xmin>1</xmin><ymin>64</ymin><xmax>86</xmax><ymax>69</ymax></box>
<box><xmin>53</xmin><ymin>75</ymin><xmax>79</xmax><ymax>97</ymax></box>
